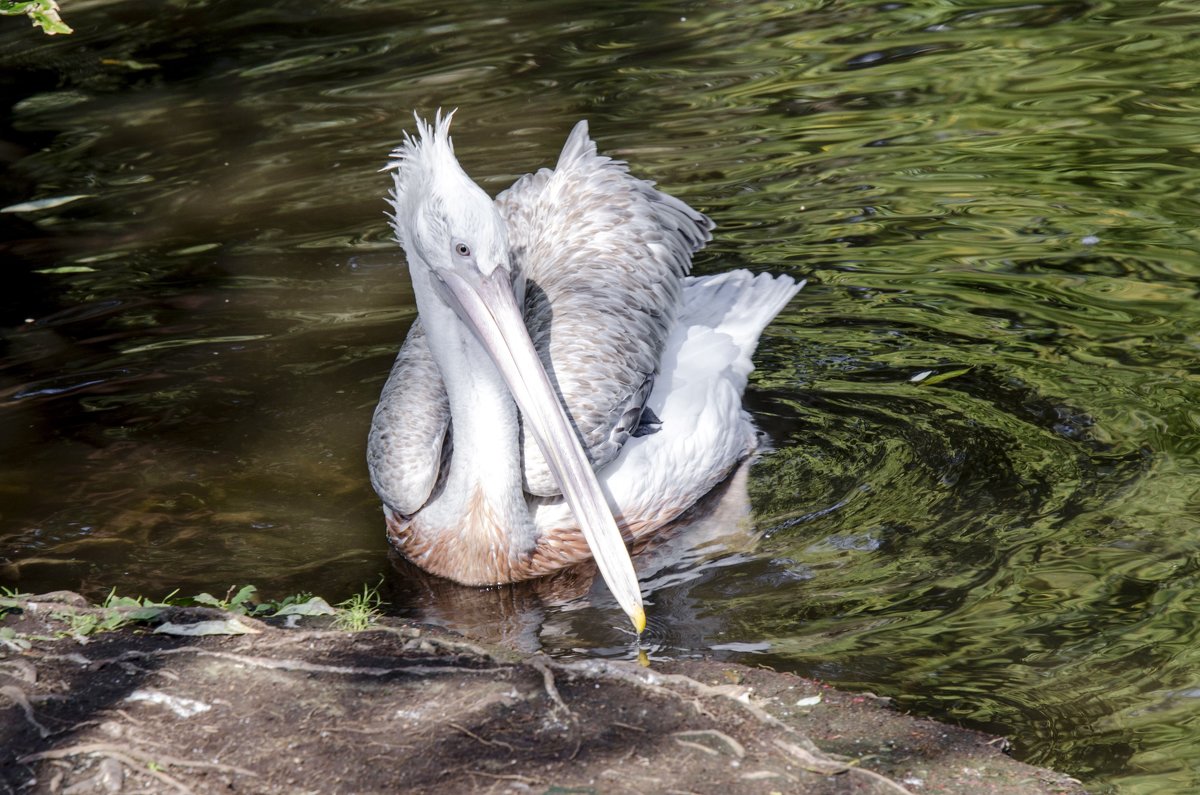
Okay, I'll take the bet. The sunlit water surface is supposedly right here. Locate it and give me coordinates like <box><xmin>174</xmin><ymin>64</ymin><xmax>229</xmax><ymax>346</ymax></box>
<box><xmin>3</xmin><ymin>2</ymin><xmax>1200</xmax><ymax>791</ymax></box>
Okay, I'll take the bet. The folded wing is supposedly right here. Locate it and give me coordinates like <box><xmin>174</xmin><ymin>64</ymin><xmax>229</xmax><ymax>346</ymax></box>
<box><xmin>497</xmin><ymin>121</ymin><xmax>714</xmax><ymax>496</ymax></box>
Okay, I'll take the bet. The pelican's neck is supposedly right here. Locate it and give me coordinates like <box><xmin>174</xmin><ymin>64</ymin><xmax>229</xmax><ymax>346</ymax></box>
<box><xmin>413</xmin><ymin>269</ymin><xmax>535</xmax><ymax>556</ymax></box>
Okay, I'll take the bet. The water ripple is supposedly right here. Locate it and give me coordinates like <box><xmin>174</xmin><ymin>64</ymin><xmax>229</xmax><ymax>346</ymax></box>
<box><xmin>3</xmin><ymin>1</ymin><xmax>1200</xmax><ymax>791</ymax></box>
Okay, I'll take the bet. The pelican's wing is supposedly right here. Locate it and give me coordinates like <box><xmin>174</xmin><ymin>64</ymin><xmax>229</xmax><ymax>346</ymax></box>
<box><xmin>496</xmin><ymin>121</ymin><xmax>713</xmax><ymax>497</ymax></box>
<box><xmin>367</xmin><ymin>319</ymin><xmax>450</xmax><ymax>516</ymax></box>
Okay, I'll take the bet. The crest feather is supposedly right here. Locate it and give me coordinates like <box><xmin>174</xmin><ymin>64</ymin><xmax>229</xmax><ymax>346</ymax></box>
<box><xmin>383</xmin><ymin>109</ymin><xmax>458</xmax><ymax>245</ymax></box>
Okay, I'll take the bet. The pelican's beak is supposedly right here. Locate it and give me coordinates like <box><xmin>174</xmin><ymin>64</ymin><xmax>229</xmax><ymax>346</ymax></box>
<box><xmin>436</xmin><ymin>265</ymin><xmax>646</xmax><ymax>634</ymax></box>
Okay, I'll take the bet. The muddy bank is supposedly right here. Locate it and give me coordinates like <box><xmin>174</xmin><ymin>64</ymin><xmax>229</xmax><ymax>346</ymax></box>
<box><xmin>0</xmin><ymin>594</ymin><xmax>1086</xmax><ymax>794</ymax></box>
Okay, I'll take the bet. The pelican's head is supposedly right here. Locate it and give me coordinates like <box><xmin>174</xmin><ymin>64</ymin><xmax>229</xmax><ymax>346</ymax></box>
<box><xmin>380</xmin><ymin>112</ymin><xmax>647</xmax><ymax>634</ymax></box>
<box><xmin>385</xmin><ymin>109</ymin><xmax>511</xmax><ymax>287</ymax></box>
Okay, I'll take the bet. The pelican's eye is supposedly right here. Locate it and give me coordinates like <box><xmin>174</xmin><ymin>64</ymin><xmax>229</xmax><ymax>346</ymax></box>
<box><xmin>454</xmin><ymin>242</ymin><xmax>471</xmax><ymax>258</ymax></box>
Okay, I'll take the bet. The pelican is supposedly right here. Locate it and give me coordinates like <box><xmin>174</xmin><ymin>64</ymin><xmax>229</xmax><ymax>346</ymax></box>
<box><xmin>368</xmin><ymin>112</ymin><xmax>800</xmax><ymax>633</ymax></box>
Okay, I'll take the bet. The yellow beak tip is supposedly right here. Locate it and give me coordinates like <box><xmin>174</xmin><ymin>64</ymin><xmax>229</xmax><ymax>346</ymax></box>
<box><xmin>631</xmin><ymin>606</ymin><xmax>646</xmax><ymax>635</ymax></box>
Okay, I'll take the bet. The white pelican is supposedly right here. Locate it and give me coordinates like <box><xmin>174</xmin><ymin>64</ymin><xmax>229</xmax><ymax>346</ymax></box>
<box><xmin>368</xmin><ymin>111</ymin><xmax>800</xmax><ymax>633</ymax></box>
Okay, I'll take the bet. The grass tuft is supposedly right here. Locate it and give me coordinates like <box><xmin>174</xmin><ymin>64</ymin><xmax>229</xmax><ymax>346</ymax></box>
<box><xmin>333</xmin><ymin>582</ymin><xmax>385</xmax><ymax>632</ymax></box>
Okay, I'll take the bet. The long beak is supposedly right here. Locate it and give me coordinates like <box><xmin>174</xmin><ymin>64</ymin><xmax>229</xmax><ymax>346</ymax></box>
<box><xmin>437</xmin><ymin>266</ymin><xmax>646</xmax><ymax>634</ymax></box>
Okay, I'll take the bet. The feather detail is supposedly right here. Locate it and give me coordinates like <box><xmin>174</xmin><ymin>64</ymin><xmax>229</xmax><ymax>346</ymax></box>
<box><xmin>497</xmin><ymin>120</ymin><xmax>713</xmax><ymax>496</ymax></box>
<box><xmin>383</xmin><ymin>108</ymin><xmax>459</xmax><ymax>248</ymax></box>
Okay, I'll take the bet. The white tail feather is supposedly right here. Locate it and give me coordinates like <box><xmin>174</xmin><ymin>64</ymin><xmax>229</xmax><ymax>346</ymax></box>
<box><xmin>680</xmin><ymin>271</ymin><xmax>803</xmax><ymax>352</ymax></box>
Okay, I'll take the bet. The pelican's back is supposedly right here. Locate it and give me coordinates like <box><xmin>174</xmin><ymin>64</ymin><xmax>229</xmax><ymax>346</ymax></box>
<box><xmin>497</xmin><ymin>121</ymin><xmax>713</xmax><ymax>496</ymax></box>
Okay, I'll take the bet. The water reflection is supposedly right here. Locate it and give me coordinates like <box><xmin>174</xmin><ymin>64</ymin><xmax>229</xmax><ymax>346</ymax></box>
<box><xmin>3</xmin><ymin>1</ymin><xmax>1200</xmax><ymax>792</ymax></box>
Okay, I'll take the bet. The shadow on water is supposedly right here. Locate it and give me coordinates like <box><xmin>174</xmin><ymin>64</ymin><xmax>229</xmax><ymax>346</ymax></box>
<box><xmin>3</xmin><ymin>1</ymin><xmax>1200</xmax><ymax>792</ymax></box>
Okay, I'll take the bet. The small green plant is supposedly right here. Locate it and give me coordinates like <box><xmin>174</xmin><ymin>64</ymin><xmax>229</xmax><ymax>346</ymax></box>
<box><xmin>267</xmin><ymin>591</ymin><xmax>318</xmax><ymax>614</ymax></box>
<box><xmin>0</xmin><ymin>626</ymin><xmax>32</xmax><ymax>652</ymax></box>
<box><xmin>2</xmin><ymin>586</ymin><xmax>340</xmax><ymax>640</ymax></box>
<box><xmin>104</xmin><ymin>587</ymin><xmax>177</xmax><ymax>615</ymax></box>
<box><xmin>51</xmin><ymin>589</ymin><xmax>171</xmax><ymax>638</ymax></box>
<box><xmin>59</xmin><ymin>609</ymin><xmax>128</xmax><ymax>638</ymax></box>
<box><xmin>0</xmin><ymin>0</ymin><xmax>72</xmax><ymax>35</ymax></box>
<box><xmin>190</xmin><ymin>585</ymin><xmax>319</xmax><ymax>617</ymax></box>
<box><xmin>191</xmin><ymin>584</ymin><xmax>260</xmax><ymax>614</ymax></box>
<box><xmin>333</xmin><ymin>582</ymin><xmax>384</xmax><ymax>632</ymax></box>
<box><xmin>0</xmin><ymin>587</ymin><xmax>29</xmax><ymax>619</ymax></box>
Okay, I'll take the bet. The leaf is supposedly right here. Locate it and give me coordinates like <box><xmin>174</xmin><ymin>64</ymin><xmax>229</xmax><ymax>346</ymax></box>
<box><xmin>154</xmin><ymin>619</ymin><xmax>261</xmax><ymax>636</ymax></box>
<box><xmin>0</xmin><ymin>0</ymin><xmax>73</xmax><ymax>35</ymax></box>
<box><xmin>125</xmin><ymin>607</ymin><xmax>165</xmax><ymax>621</ymax></box>
<box><xmin>912</xmin><ymin>367</ymin><xmax>972</xmax><ymax>387</ymax></box>
<box><xmin>98</xmin><ymin>614</ymin><xmax>129</xmax><ymax>632</ymax></box>
<box><xmin>227</xmin><ymin>585</ymin><xmax>257</xmax><ymax>609</ymax></box>
<box><xmin>272</xmin><ymin>597</ymin><xmax>336</xmax><ymax>617</ymax></box>
<box><xmin>0</xmin><ymin>627</ymin><xmax>31</xmax><ymax>651</ymax></box>
<box><xmin>190</xmin><ymin>593</ymin><xmax>223</xmax><ymax>607</ymax></box>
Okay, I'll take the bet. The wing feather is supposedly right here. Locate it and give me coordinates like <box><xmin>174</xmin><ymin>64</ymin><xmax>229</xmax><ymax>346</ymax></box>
<box><xmin>367</xmin><ymin>319</ymin><xmax>450</xmax><ymax>516</ymax></box>
<box><xmin>496</xmin><ymin>121</ymin><xmax>713</xmax><ymax>496</ymax></box>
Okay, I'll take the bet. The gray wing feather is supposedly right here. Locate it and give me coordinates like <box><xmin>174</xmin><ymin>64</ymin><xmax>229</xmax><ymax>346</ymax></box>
<box><xmin>367</xmin><ymin>319</ymin><xmax>450</xmax><ymax>516</ymax></box>
<box><xmin>496</xmin><ymin>121</ymin><xmax>713</xmax><ymax>496</ymax></box>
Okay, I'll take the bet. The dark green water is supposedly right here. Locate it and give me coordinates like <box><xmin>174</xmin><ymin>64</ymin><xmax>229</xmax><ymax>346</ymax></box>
<box><xmin>3</xmin><ymin>1</ymin><xmax>1199</xmax><ymax>791</ymax></box>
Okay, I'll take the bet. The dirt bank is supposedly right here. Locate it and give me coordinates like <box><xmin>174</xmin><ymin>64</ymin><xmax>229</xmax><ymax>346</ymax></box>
<box><xmin>0</xmin><ymin>593</ymin><xmax>1087</xmax><ymax>794</ymax></box>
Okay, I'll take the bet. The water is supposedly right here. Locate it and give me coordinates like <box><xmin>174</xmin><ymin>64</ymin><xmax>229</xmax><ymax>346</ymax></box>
<box><xmin>2</xmin><ymin>1</ymin><xmax>1199</xmax><ymax>791</ymax></box>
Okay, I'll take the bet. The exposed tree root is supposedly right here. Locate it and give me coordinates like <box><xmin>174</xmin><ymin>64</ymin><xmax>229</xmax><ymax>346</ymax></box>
<box><xmin>20</xmin><ymin>741</ymin><xmax>260</xmax><ymax>794</ymax></box>
<box><xmin>448</xmin><ymin>722</ymin><xmax>517</xmax><ymax>752</ymax></box>
<box><xmin>20</xmin><ymin>742</ymin><xmax>257</xmax><ymax>777</ymax></box>
<box><xmin>529</xmin><ymin>654</ymin><xmax>571</xmax><ymax>717</ymax></box>
<box><xmin>39</xmin><ymin>645</ymin><xmax>501</xmax><ymax>679</ymax></box>
<box><xmin>552</xmin><ymin>658</ymin><xmax>915</xmax><ymax>795</ymax></box>
<box><xmin>0</xmin><ymin>685</ymin><xmax>50</xmax><ymax>738</ymax></box>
